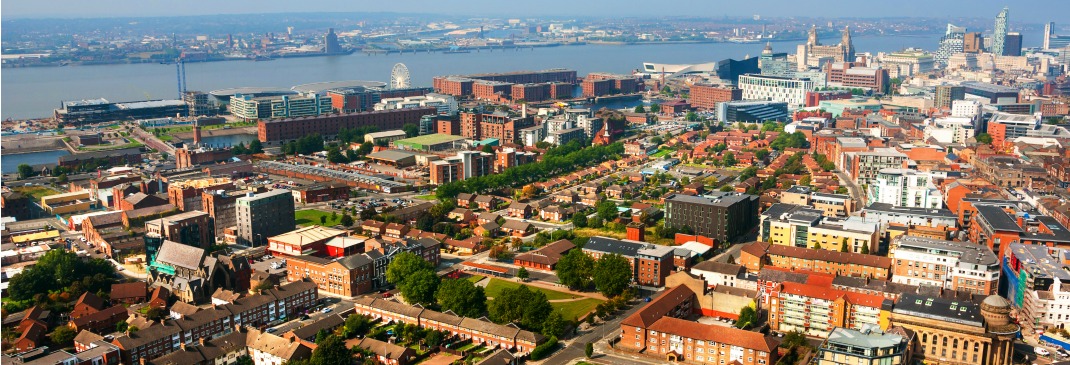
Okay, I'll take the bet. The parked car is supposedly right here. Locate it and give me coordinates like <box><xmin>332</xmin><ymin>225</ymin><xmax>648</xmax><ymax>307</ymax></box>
<box><xmin>1035</xmin><ymin>347</ymin><xmax>1051</xmax><ymax>356</ymax></box>
<box><xmin>321</xmin><ymin>307</ymin><xmax>333</xmax><ymax>314</ymax></box>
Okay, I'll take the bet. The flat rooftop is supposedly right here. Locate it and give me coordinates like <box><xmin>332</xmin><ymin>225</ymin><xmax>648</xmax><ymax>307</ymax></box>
<box><xmin>395</xmin><ymin>133</ymin><xmax>467</xmax><ymax>146</ymax></box>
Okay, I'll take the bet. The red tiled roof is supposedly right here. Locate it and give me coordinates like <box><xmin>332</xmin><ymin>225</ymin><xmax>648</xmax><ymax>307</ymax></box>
<box><xmin>648</xmin><ymin>316</ymin><xmax>777</xmax><ymax>352</ymax></box>
<box><xmin>621</xmin><ymin>285</ymin><xmax>695</xmax><ymax>328</ymax></box>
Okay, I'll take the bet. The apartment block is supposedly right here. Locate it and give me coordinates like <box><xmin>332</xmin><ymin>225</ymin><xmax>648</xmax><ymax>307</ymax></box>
<box><xmin>768</xmin><ymin>281</ymin><xmax>887</xmax><ymax>338</ymax></box>
<box><xmin>889</xmin><ymin>236</ymin><xmax>999</xmax><ymax>295</ymax></box>
<box><xmin>664</xmin><ymin>193</ymin><xmax>759</xmax><ymax>246</ymax></box>
<box><xmin>235</xmin><ymin>189</ymin><xmax>296</xmax><ymax>247</ymax></box>
<box><xmin>760</xmin><ymin>203</ymin><xmax>880</xmax><ymax>254</ymax></box>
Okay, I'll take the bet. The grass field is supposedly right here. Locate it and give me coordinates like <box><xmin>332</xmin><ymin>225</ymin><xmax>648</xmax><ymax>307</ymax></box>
<box><xmin>551</xmin><ymin>298</ymin><xmax>603</xmax><ymax>321</ymax></box>
<box><xmin>414</xmin><ymin>194</ymin><xmax>438</xmax><ymax>201</ymax></box>
<box><xmin>483</xmin><ymin>278</ymin><xmax>576</xmax><ymax>301</ymax></box>
<box><xmin>294</xmin><ymin>209</ymin><xmax>342</xmax><ymax>227</ymax></box>
<box><xmin>649</xmin><ymin>148</ymin><xmax>674</xmax><ymax>158</ymax></box>
<box><xmin>13</xmin><ymin>186</ymin><xmax>63</xmax><ymax>200</ymax></box>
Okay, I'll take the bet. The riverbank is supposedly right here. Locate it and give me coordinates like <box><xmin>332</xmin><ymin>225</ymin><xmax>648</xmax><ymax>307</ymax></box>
<box><xmin>0</xmin><ymin>135</ymin><xmax>66</xmax><ymax>154</ymax></box>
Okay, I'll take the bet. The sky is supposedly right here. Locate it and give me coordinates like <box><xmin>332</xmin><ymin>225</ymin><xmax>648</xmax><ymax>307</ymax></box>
<box><xmin>1</xmin><ymin>0</ymin><xmax>1066</xmax><ymax>23</ymax></box>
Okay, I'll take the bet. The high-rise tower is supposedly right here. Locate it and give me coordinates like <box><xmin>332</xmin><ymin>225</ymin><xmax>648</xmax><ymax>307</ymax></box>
<box><xmin>992</xmin><ymin>7</ymin><xmax>1009</xmax><ymax>56</ymax></box>
<box><xmin>842</xmin><ymin>26</ymin><xmax>855</xmax><ymax>62</ymax></box>
<box><xmin>1044</xmin><ymin>22</ymin><xmax>1055</xmax><ymax>50</ymax></box>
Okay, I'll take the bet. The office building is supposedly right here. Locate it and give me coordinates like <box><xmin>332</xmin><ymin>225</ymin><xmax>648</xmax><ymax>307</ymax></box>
<box><xmin>877</xmin><ymin>50</ymin><xmax>935</xmax><ymax>78</ymax></box>
<box><xmin>235</xmin><ymin>189</ymin><xmax>296</xmax><ymax>247</ymax></box>
<box><xmin>1001</xmin><ymin>244</ymin><xmax>1070</xmax><ymax>334</ymax></box>
<box><xmin>664</xmin><ymin>193</ymin><xmax>759</xmax><ymax>245</ymax></box>
<box><xmin>1043</xmin><ymin>22</ymin><xmax>1070</xmax><ymax>50</ymax></box>
<box><xmin>201</xmin><ymin>189</ymin><xmax>244</xmax><ymax>237</ymax></box>
<box><xmin>867</xmin><ymin>169</ymin><xmax>942</xmax><ymax>209</ymax></box>
<box><xmin>324</xmin><ymin>28</ymin><xmax>342</xmax><ymax>54</ymax></box>
<box><xmin>779</xmin><ymin>185</ymin><xmax>855</xmax><ymax>217</ymax></box>
<box><xmin>738</xmin><ymin>74</ymin><xmax>816</xmax><ymax>110</ymax></box>
<box><xmin>433</xmin><ymin>69</ymin><xmax>577</xmax><ymax>97</ymax></box>
<box><xmin>1003</xmin><ymin>32</ymin><xmax>1022</xmax><ymax>56</ymax></box>
<box><xmin>951</xmin><ymin>100</ymin><xmax>983</xmax><ymax>120</ymax></box>
<box><xmin>934</xmin><ymin>85</ymin><xmax>966</xmax><ymax>109</ymax></box>
<box><xmin>814</xmin><ymin>326</ymin><xmax>913</xmax><ymax>365</ymax></box>
<box><xmin>961</xmin><ymin>81</ymin><xmax>1019</xmax><ymax>104</ymax></box>
<box><xmin>327</xmin><ymin>86</ymin><xmax>432</xmax><ymax>113</ymax></box>
<box><xmin>230</xmin><ymin>92</ymin><xmax>332</xmax><ymax>120</ymax></box>
<box><xmin>825</xmin><ymin>62</ymin><xmax>889</xmax><ymax>93</ymax></box>
<box><xmin>374</xmin><ymin>94</ymin><xmax>458</xmax><ymax>115</ymax></box>
<box><xmin>888</xmin><ymin>236</ymin><xmax>999</xmax><ymax>295</ymax></box>
<box><xmin>716</xmin><ymin>100</ymin><xmax>789</xmax><ymax>122</ymax></box>
<box><xmin>964</xmin><ymin>32</ymin><xmax>985</xmax><ymax>53</ymax></box>
<box><xmin>53</xmin><ymin>98</ymin><xmax>189</xmax><ymax>126</ymax></box>
<box><xmin>992</xmin><ymin>7</ymin><xmax>1009</xmax><ymax>56</ymax></box>
<box><xmin>985</xmin><ymin>112</ymin><xmax>1039</xmax><ymax>146</ymax></box>
<box><xmin>889</xmin><ymin>293</ymin><xmax>1017</xmax><ymax>365</ymax></box>
<box><xmin>267</xmin><ymin>226</ymin><xmax>349</xmax><ymax>257</ymax></box>
<box><xmin>935</xmin><ymin>24</ymin><xmax>967</xmax><ymax>66</ymax></box>
<box><xmin>167</xmin><ymin>178</ymin><xmax>234</xmax><ymax>212</ymax></box>
<box><xmin>759</xmin><ymin>203</ymin><xmax>880</xmax><ymax>254</ymax></box>
<box><xmin>458</xmin><ymin>111</ymin><xmax>535</xmax><ymax>145</ymax></box>
<box><xmin>861</xmin><ymin>203</ymin><xmax>958</xmax><ymax>229</ymax></box>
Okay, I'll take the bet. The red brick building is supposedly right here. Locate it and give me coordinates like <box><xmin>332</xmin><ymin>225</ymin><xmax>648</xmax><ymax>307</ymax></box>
<box><xmin>511</xmin><ymin>83</ymin><xmax>551</xmax><ymax>102</ymax></box>
<box><xmin>292</xmin><ymin>182</ymin><xmax>350</xmax><ymax>204</ymax></box>
<box><xmin>690</xmin><ymin>84</ymin><xmax>742</xmax><ymax>110</ymax></box>
<box><xmin>258</xmin><ymin>107</ymin><xmax>436</xmax><ymax>145</ymax></box>
<box><xmin>513</xmin><ymin>239</ymin><xmax>575</xmax><ymax>271</ymax></box>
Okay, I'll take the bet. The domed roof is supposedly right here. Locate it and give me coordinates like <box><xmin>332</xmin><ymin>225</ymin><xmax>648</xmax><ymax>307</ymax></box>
<box><xmin>982</xmin><ymin>295</ymin><xmax>1011</xmax><ymax>308</ymax></box>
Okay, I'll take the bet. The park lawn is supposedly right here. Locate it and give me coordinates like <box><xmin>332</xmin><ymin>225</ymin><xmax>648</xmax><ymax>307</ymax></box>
<box><xmin>414</xmin><ymin>194</ymin><xmax>438</xmax><ymax>201</ymax></box>
<box><xmin>551</xmin><ymin>298</ymin><xmax>603</xmax><ymax>321</ymax></box>
<box><xmin>483</xmin><ymin>278</ymin><xmax>575</xmax><ymax>301</ymax></box>
<box><xmin>13</xmin><ymin>186</ymin><xmax>63</xmax><ymax>200</ymax></box>
<box><xmin>465</xmin><ymin>274</ymin><xmax>485</xmax><ymax>284</ymax></box>
<box><xmin>649</xmin><ymin>148</ymin><xmax>674</xmax><ymax>158</ymax></box>
<box><xmin>295</xmin><ymin>209</ymin><xmax>342</xmax><ymax>227</ymax></box>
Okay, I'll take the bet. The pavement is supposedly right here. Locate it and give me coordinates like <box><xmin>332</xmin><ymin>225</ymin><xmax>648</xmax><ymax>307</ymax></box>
<box><xmin>539</xmin><ymin>301</ymin><xmax>652</xmax><ymax>365</ymax></box>
<box><xmin>834</xmin><ymin>169</ymin><xmax>866</xmax><ymax>205</ymax></box>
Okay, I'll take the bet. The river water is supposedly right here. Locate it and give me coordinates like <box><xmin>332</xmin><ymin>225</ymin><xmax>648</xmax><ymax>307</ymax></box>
<box><xmin>0</xmin><ymin>33</ymin><xmax>978</xmax><ymax>120</ymax></box>
<box><xmin>1</xmin><ymin>149</ymin><xmax>70</xmax><ymax>173</ymax></box>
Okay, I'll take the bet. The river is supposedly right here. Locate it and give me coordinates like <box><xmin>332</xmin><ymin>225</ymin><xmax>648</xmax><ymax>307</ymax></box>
<box><xmin>0</xmin><ymin>33</ymin><xmax>989</xmax><ymax>120</ymax></box>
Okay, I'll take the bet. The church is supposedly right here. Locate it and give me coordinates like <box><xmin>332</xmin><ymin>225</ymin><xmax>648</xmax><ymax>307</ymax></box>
<box><xmin>797</xmin><ymin>25</ymin><xmax>856</xmax><ymax>70</ymax></box>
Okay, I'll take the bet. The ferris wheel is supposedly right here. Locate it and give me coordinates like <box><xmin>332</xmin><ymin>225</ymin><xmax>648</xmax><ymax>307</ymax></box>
<box><xmin>390</xmin><ymin>63</ymin><xmax>411</xmax><ymax>89</ymax></box>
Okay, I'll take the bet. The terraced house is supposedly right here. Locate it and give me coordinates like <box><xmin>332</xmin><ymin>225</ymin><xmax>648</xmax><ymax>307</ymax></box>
<box><xmin>110</xmin><ymin>280</ymin><xmax>316</xmax><ymax>364</ymax></box>
<box><xmin>353</xmin><ymin>297</ymin><xmax>545</xmax><ymax>355</ymax></box>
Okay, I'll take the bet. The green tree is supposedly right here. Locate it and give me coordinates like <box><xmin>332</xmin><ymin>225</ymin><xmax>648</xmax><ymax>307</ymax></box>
<box><xmin>402</xmin><ymin>123</ymin><xmax>420</xmax><ymax>138</ymax></box>
<box><xmin>593</xmin><ymin>253</ymin><xmax>632</xmax><ymax>297</ymax></box>
<box><xmin>975</xmin><ymin>133</ymin><xmax>993</xmax><ymax>144</ymax></box>
<box><xmin>542</xmin><ymin>311</ymin><xmax>566</xmax><ymax>338</ymax></box>
<box><xmin>782</xmin><ymin>331</ymin><xmax>808</xmax><ymax>349</ymax></box>
<box><xmin>861</xmin><ymin>244</ymin><xmax>870</xmax><ymax>254</ymax></box>
<box><xmin>633</xmin><ymin>105</ymin><xmax>646</xmax><ymax>113</ymax></box>
<box><xmin>840</xmin><ymin>238</ymin><xmax>849</xmax><ymax>253</ymax></box>
<box><xmin>386</xmin><ymin>252</ymin><xmax>435</xmax><ymax>286</ymax></box>
<box><xmin>812</xmin><ymin>241</ymin><xmax>822</xmax><ymax>250</ymax></box>
<box><xmin>424</xmin><ymin>330</ymin><xmax>444</xmax><ymax>348</ymax></box>
<box><xmin>339</xmin><ymin>213</ymin><xmax>354</xmax><ymax>227</ymax></box>
<box><xmin>571</xmin><ymin>213</ymin><xmax>588</xmax><ymax>228</ymax></box>
<box><xmin>517</xmin><ymin>267</ymin><xmax>530</xmax><ymax>281</ymax></box>
<box><xmin>596</xmin><ymin>201</ymin><xmax>619</xmax><ymax>221</ymax></box>
<box><xmin>145</xmin><ymin>306</ymin><xmax>167</xmax><ymax>321</ymax></box>
<box><xmin>247</xmin><ymin>139</ymin><xmax>263</xmax><ymax>154</ymax></box>
<box><xmin>320</xmin><ymin>216</ymin><xmax>328</xmax><ymax>225</ymax></box>
<box><xmin>327</xmin><ymin>148</ymin><xmax>348</xmax><ymax>163</ymax></box>
<box><xmin>116</xmin><ymin>321</ymin><xmax>129</xmax><ymax>333</ymax></box>
<box><xmin>685</xmin><ymin>111</ymin><xmax>699</xmax><ymax>121</ymax></box>
<box><xmin>585</xmin><ymin>342</ymin><xmax>594</xmax><ymax>358</ymax></box>
<box><xmin>799</xmin><ymin>175</ymin><xmax>812</xmax><ymax>187</ymax></box>
<box><xmin>488</xmin><ymin>285</ymin><xmax>553</xmax><ymax>331</ymax></box>
<box><xmin>711</xmin><ymin>143</ymin><xmax>727</xmax><ymax>153</ymax></box>
<box><xmin>235</xmin><ymin>355</ymin><xmax>254</xmax><ymax>365</ymax></box>
<box><xmin>343</xmin><ymin>314</ymin><xmax>374</xmax><ymax>338</ymax></box>
<box><xmin>481</xmin><ymin>144</ymin><xmax>494</xmax><ymax>153</ymax></box>
<box><xmin>50</xmin><ymin>326</ymin><xmax>77</xmax><ymax>347</ymax></box>
<box><xmin>400</xmin><ymin>270</ymin><xmax>439</xmax><ymax>305</ymax></box>
<box><xmin>722</xmin><ymin>152</ymin><xmax>737</xmax><ymax>166</ymax></box>
<box><xmin>555</xmin><ymin>249</ymin><xmax>595</xmax><ymax>289</ymax></box>
<box><xmin>736</xmin><ymin>306</ymin><xmax>757</xmax><ymax>329</ymax></box>
<box><xmin>17</xmin><ymin>164</ymin><xmax>35</xmax><ymax>179</ymax></box>
<box><xmin>309</xmin><ymin>335</ymin><xmax>351</xmax><ymax>365</ymax></box>
<box><xmin>6</xmin><ymin>250</ymin><xmax>116</xmax><ymax>301</ymax></box>
<box><xmin>357</xmin><ymin>141</ymin><xmax>374</xmax><ymax>155</ymax></box>
<box><xmin>435</xmin><ymin>278</ymin><xmax>487</xmax><ymax>318</ymax></box>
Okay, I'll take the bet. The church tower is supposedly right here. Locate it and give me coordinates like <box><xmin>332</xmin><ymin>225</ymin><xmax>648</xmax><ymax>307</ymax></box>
<box><xmin>807</xmin><ymin>25</ymin><xmax>819</xmax><ymax>46</ymax></box>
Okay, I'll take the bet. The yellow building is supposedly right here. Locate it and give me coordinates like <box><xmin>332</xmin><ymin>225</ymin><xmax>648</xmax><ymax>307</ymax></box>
<box><xmin>41</xmin><ymin>190</ymin><xmax>93</xmax><ymax>215</ymax></box>
<box><xmin>761</xmin><ymin>203</ymin><xmax>879</xmax><ymax>254</ymax></box>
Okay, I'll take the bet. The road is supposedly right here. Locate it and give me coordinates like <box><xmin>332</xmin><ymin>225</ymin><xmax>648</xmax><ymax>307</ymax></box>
<box><xmin>541</xmin><ymin>301</ymin><xmax>653</xmax><ymax>365</ymax></box>
<box><xmin>834</xmin><ymin>170</ymin><xmax>866</xmax><ymax>208</ymax></box>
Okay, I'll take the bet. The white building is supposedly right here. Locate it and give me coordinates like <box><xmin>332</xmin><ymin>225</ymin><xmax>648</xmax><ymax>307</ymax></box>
<box><xmin>887</xmin><ymin>235</ymin><xmax>999</xmax><ymax>295</ymax></box>
<box><xmin>951</xmin><ymin>99</ymin><xmax>983</xmax><ymax>120</ymax></box>
<box><xmin>738</xmin><ymin>74</ymin><xmax>816</xmax><ymax>110</ymax></box>
<box><xmin>374</xmin><ymin>93</ymin><xmax>458</xmax><ymax>115</ymax></box>
<box><xmin>876</xmin><ymin>49</ymin><xmax>935</xmax><ymax>78</ymax></box>
<box><xmin>867</xmin><ymin>168</ymin><xmax>942</xmax><ymax>209</ymax></box>
<box><xmin>924</xmin><ymin>116</ymin><xmax>975</xmax><ymax>144</ymax></box>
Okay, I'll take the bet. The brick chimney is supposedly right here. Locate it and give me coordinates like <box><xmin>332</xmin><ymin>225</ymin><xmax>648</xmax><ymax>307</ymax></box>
<box><xmin>192</xmin><ymin>120</ymin><xmax>202</xmax><ymax>146</ymax></box>
<box><xmin>626</xmin><ymin>222</ymin><xmax>646</xmax><ymax>242</ymax></box>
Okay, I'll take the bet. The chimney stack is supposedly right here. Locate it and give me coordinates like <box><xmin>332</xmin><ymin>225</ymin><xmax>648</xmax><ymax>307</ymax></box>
<box><xmin>192</xmin><ymin>119</ymin><xmax>202</xmax><ymax>146</ymax></box>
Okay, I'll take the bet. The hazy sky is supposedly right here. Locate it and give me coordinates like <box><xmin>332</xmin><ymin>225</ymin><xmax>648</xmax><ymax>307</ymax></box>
<box><xmin>1</xmin><ymin>0</ymin><xmax>1066</xmax><ymax>22</ymax></box>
